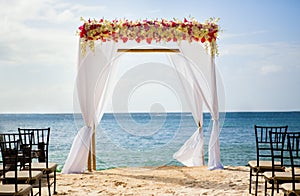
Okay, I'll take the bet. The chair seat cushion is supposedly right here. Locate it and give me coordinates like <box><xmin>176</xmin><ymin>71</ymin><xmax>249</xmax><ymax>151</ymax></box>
<box><xmin>0</xmin><ymin>184</ymin><xmax>32</xmax><ymax>195</ymax></box>
<box><xmin>31</xmin><ymin>162</ymin><xmax>57</xmax><ymax>173</ymax></box>
<box><xmin>281</xmin><ymin>183</ymin><xmax>300</xmax><ymax>194</ymax></box>
<box><xmin>4</xmin><ymin>170</ymin><xmax>43</xmax><ymax>181</ymax></box>
<box><xmin>264</xmin><ymin>171</ymin><xmax>300</xmax><ymax>181</ymax></box>
<box><xmin>248</xmin><ymin>160</ymin><xmax>284</xmax><ymax>171</ymax></box>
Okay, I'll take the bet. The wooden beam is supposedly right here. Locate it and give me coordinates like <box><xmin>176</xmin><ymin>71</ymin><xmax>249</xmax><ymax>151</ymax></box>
<box><xmin>117</xmin><ymin>48</ymin><xmax>180</xmax><ymax>53</ymax></box>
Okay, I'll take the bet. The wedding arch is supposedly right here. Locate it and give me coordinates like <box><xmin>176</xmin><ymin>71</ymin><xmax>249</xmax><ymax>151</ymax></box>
<box><xmin>62</xmin><ymin>17</ymin><xmax>223</xmax><ymax>173</ymax></box>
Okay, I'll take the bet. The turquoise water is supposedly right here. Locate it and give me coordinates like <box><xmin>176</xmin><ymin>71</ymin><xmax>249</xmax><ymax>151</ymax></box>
<box><xmin>0</xmin><ymin>112</ymin><xmax>299</xmax><ymax>171</ymax></box>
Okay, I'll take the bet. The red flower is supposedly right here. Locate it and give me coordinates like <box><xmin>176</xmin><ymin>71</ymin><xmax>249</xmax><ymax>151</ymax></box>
<box><xmin>161</xmin><ymin>20</ymin><xmax>169</xmax><ymax>27</ymax></box>
<box><xmin>79</xmin><ymin>31</ymin><xmax>85</xmax><ymax>38</ymax></box>
<box><xmin>79</xmin><ymin>25</ymin><xmax>86</xmax><ymax>38</ymax></box>
<box><xmin>184</xmin><ymin>18</ymin><xmax>188</xmax><ymax>23</ymax></box>
<box><xmin>208</xmin><ymin>29</ymin><xmax>217</xmax><ymax>41</ymax></box>
<box><xmin>122</xmin><ymin>21</ymin><xmax>128</xmax><ymax>27</ymax></box>
<box><xmin>173</xmin><ymin>37</ymin><xmax>177</xmax><ymax>42</ymax></box>
<box><xmin>144</xmin><ymin>23</ymin><xmax>150</xmax><ymax>31</ymax></box>
<box><xmin>136</xmin><ymin>37</ymin><xmax>141</xmax><ymax>43</ymax></box>
<box><xmin>201</xmin><ymin>37</ymin><xmax>206</xmax><ymax>43</ymax></box>
<box><xmin>146</xmin><ymin>37</ymin><xmax>152</xmax><ymax>44</ymax></box>
<box><xmin>122</xmin><ymin>37</ymin><xmax>128</xmax><ymax>43</ymax></box>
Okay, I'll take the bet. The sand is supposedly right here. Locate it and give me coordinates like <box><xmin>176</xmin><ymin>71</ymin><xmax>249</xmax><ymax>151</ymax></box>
<box><xmin>46</xmin><ymin>166</ymin><xmax>285</xmax><ymax>196</ymax></box>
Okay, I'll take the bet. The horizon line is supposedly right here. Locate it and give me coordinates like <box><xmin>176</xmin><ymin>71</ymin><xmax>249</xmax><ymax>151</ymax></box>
<box><xmin>0</xmin><ymin>110</ymin><xmax>300</xmax><ymax>115</ymax></box>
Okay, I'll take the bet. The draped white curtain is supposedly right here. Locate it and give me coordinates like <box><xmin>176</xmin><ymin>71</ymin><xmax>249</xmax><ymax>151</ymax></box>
<box><xmin>62</xmin><ymin>41</ymin><xmax>118</xmax><ymax>173</ymax></box>
<box><xmin>62</xmin><ymin>40</ymin><xmax>222</xmax><ymax>173</ymax></box>
<box><xmin>168</xmin><ymin>42</ymin><xmax>223</xmax><ymax>169</ymax></box>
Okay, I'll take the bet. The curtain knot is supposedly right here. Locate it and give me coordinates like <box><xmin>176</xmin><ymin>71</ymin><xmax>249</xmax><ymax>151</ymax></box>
<box><xmin>198</xmin><ymin>121</ymin><xmax>202</xmax><ymax>128</ymax></box>
<box><xmin>211</xmin><ymin>117</ymin><xmax>219</xmax><ymax>121</ymax></box>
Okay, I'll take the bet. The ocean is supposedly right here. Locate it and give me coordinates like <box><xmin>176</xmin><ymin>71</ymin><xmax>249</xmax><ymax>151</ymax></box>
<box><xmin>0</xmin><ymin>112</ymin><xmax>299</xmax><ymax>171</ymax></box>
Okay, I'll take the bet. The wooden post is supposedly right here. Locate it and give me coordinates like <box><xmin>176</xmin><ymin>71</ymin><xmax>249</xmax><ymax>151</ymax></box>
<box><xmin>87</xmin><ymin>125</ymin><xmax>96</xmax><ymax>172</ymax></box>
<box><xmin>87</xmin><ymin>147</ymin><xmax>92</xmax><ymax>172</ymax></box>
<box><xmin>92</xmin><ymin>126</ymin><xmax>96</xmax><ymax>170</ymax></box>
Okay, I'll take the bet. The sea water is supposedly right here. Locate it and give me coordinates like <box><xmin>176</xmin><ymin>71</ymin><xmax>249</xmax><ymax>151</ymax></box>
<box><xmin>0</xmin><ymin>112</ymin><xmax>299</xmax><ymax>171</ymax></box>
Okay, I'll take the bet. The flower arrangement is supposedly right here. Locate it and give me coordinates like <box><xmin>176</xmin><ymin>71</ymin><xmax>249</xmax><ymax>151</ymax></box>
<box><xmin>78</xmin><ymin>17</ymin><xmax>219</xmax><ymax>56</ymax></box>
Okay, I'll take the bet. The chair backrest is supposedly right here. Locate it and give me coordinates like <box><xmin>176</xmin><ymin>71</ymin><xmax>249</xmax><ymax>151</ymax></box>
<box><xmin>18</xmin><ymin>128</ymin><xmax>50</xmax><ymax>166</ymax></box>
<box><xmin>254</xmin><ymin>125</ymin><xmax>288</xmax><ymax>166</ymax></box>
<box><xmin>0</xmin><ymin>132</ymin><xmax>34</xmax><ymax>174</ymax></box>
<box><xmin>0</xmin><ymin>138</ymin><xmax>20</xmax><ymax>192</ymax></box>
<box><xmin>287</xmin><ymin>133</ymin><xmax>300</xmax><ymax>191</ymax></box>
<box><xmin>269</xmin><ymin>130</ymin><xmax>290</xmax><ymax>176</ymax></box>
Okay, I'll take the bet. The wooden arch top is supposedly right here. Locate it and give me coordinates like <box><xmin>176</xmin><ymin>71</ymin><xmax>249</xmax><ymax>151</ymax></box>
<box><xmin>117</xmin><ymin>48</ymin><xmax>180</xmax><ymax>53</ymax></box>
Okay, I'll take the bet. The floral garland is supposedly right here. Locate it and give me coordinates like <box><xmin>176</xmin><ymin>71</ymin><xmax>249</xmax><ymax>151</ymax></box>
<box><xmin>78</xmin><ymin>17</ymin><xmax>220</xmax><ymax>56</ymax></box>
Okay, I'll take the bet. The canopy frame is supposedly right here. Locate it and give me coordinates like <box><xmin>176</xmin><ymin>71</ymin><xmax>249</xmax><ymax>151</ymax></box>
<box><xmin>62</xmin><ymin>17</ymin><xmax>223</xmax><ymax>174</ymax></box>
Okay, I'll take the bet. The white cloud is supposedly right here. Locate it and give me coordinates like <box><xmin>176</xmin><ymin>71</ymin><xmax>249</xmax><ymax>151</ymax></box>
<box><xmin>0</xmin><ymin>0</ymin><xmax>89</xmax><ymax>112</ymax></box>
<box><xmin>259</xmin><ymin>64</ymin><xmax>283</xmax><ymax>75</ymax></box>
<box><xmin>220</xmin><ymin>42</ymin><xmax>300</xmax><ymax>72</ymax></box>
<box><xmin>220</xmin><ymin>43</ymin><xmax>273</xmax><ymax>57</ymax></box>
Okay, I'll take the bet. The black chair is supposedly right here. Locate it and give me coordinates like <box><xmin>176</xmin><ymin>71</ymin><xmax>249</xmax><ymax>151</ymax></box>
<box><xmin>263</xmin><ymin>130</ymin><xmax>292</xmax><ymax>196</ymax></box>
<box><xmin>18</xmin><ymin>128</ymin><xmax>57</xmax><ymax>196</ymax></box>
<box><xmin>281</xmin><ymin>133</ymin><xmax>300</xmax><ymax>196</ymax></box>
<box><xmin>0</xmin><ymin>136</ymin><xmax>33</xmax><ymax>196</ymax></box>
<box><xmin>248</xmin><ymin>125</ymin><xmax>288</xmax><ymax>195</ymax></box>
<box><xmin>0</xmin><ymin>132</ymin><xmax>43</xmax><ymax>196</ymax></box>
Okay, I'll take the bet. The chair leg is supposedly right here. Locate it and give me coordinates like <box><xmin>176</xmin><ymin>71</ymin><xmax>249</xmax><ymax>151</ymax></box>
<box><xmin>53</xmin><ymin>170</ymin><xmax>57</xmax><ymax>194</ymax></box>
<box><xmin>271</xmin><ymin>181</ymin><xmax>274</xmax><ymax>196</ymax></box>
<box><xmin>39</xmin><ymin>179</ymin><xmax>41</xmax><ymax>196</ymax></box>
<box><xmin>249</xmin><ymin>168</ymin><xmax>252</xmax><ymax>193</ymax></box>
<box><xmin>265</xmin><ymin>179</ymin><xmax>267</xmax><ymax>196</ymax></box>
<box><xmin>255</xmin><ymin>173</ymin><xmax>259</xmax><ymax>196</ymax></box>
<box><xmin>47</xmin><ymin>173</ymin><xmax>51</xmax><ymax>196</ymax></box>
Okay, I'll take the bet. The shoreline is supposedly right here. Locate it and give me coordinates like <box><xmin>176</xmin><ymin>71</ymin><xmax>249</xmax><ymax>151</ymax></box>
<box><xmin>51</xmin><ymin>165</ymin><xmax>282</xmax><ymax>196</ymax></box>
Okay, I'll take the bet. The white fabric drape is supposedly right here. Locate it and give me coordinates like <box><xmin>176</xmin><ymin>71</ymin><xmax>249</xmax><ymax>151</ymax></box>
<box><xmin>62</xmin><ymin>41</ymin><xmax>118</xmax><ymax>173</ymax></box>
<box><xmin>208</xmin><ymin>57</ymin><xmax>223</xmax><ymax>169</ymax></box>
<box><xmin>169</xmin><ymin>42</ymin><xmax>223</xmax><ymax>169</ymax></box>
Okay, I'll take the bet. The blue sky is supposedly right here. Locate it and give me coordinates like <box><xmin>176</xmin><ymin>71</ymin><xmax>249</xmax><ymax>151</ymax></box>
<box><xmin>0</xmin><ymin>0</ymin><xmax>299</xmax><ymax>113</ymax></box>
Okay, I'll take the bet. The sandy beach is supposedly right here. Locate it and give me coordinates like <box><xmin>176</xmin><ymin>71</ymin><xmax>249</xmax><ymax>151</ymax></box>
<box><xmin>45</xmin><ymin>166</ymin><xmax>284</xmax><ymax>196</ymax></box>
